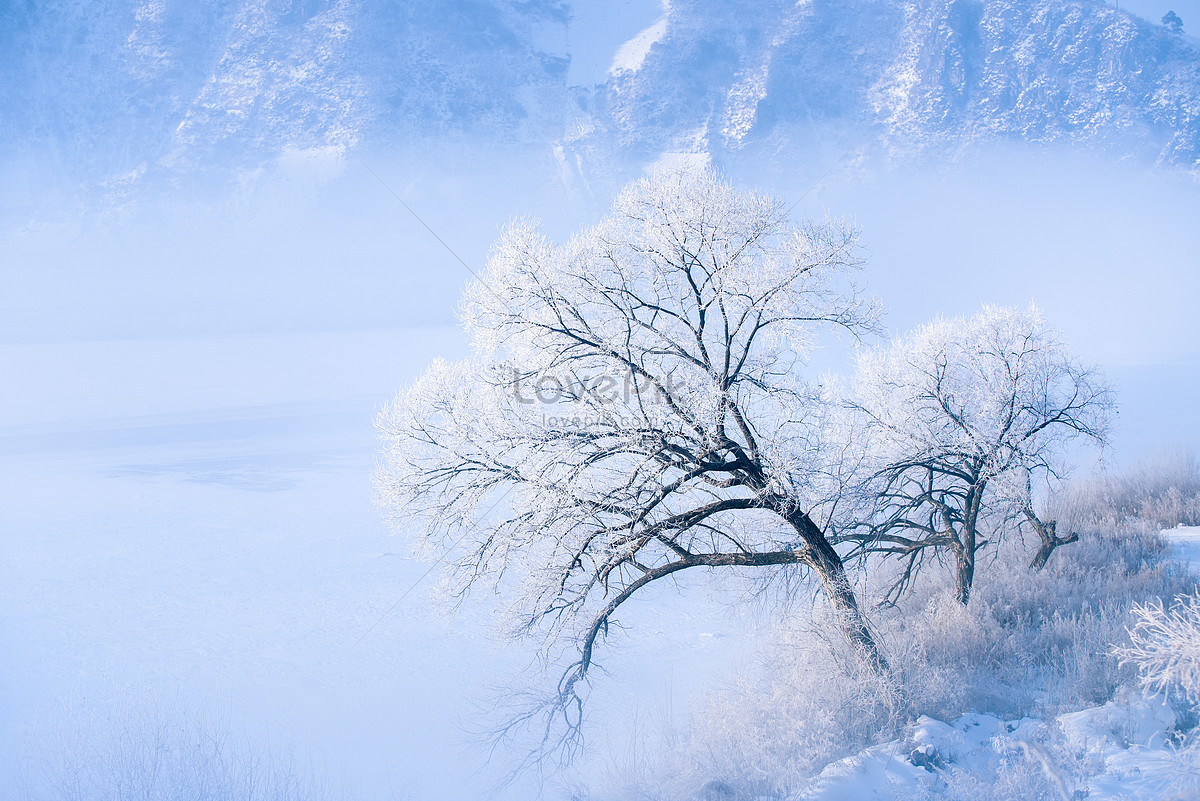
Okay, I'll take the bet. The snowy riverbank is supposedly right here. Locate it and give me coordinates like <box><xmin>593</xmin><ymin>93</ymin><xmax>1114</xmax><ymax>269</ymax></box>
<box><xmin>791</xmin><ymin>527</ymin><xmax>1200</xmax><ymax>801</ymax></box>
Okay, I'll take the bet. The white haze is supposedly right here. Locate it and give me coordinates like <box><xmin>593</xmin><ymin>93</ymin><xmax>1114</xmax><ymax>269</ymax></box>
<box><xmin>2</xmin><ymin>133</ymin><xmax>1198</xmax><ymax>801</ymax></box>
<box><xmin>4</xmin><ymin>143</ymin><xmax>1195</xmax><ymax>454</ymax></box>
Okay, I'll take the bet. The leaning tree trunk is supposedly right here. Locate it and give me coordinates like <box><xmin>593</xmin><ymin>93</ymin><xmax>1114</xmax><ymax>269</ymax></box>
<box><xmin>789</xmin><ymin>510</ymin><xmax>889</xmax><ymax>675</ymax></box>
<box><xmin>1025</xmin><ymin>512</ymin><xmax>1079</xmax><ymax>571</ymax></box>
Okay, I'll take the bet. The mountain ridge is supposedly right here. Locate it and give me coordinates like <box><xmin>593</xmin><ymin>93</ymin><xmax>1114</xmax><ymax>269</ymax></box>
<box><xmin>3</xmin><ymin>0</ymin><xmax>1198</xmax><ymax>186</ymax></box>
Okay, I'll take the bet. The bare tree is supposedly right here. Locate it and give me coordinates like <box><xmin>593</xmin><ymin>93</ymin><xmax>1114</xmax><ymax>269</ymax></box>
<box><xmin>375</xmin><ymin>166</ymin><xmax>886</xmax><ymax>759</ymax></box>
<box><xmin>846</xmin><ymin>305</ymin><xmax>1113</xmax><ymax>605</ymax></box>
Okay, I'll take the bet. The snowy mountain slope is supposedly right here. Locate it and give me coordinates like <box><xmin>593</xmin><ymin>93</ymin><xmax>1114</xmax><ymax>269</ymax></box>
<box><xmin>583</xmin><ymin>0</ymin><xmax>1200</xmax><ymax>170</ymax></box>
<box><xmin>0</xmin><ymin>0</ymin><xmax>572</xmax><ymax>179</ymax></box>
<box><xmin>3</xmin><ymin>0</ymin><xmax>1199</xmax><ymax>183</ymax></box>
<box><xmin>875</xmin><ymin>0</ymin><xmax>1200</xmax><ymax>164</ymax></box>
<box><xmin>586</xmin><ymin>0</ymin><xmax>906</xmax><ymax>154</ymax></box>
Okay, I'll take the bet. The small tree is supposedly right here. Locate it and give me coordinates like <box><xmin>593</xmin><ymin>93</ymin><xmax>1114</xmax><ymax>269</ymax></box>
<box><xmin>376</xmin><ymin>166</ymin><xmax>886</xmax><ymax>758</ymax></box>
<box><xmin>1163</xmin><ymin>10</ymin><xmax>1184</xmax><ymax>34</ymax></box>
<box><xmin>847</xmin><ymin>305</ymin><xmax>1113</xmax><ymax>605</ymax></box>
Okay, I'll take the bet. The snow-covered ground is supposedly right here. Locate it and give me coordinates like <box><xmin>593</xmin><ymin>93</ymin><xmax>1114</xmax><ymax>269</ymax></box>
<box><xmin>799</xmin><ymin>695</ymin><xmax>1194</xmax><ymax>800</ymax></box>
<box><xmin>794</xmin><ymin>528</ymin><xmax>1200</xmax><ymax>801</ymax></box>
<box><xmin>1169</xmin><ymin>526</ymin><xmax>1200</xmax><ymax>572</ymax></box>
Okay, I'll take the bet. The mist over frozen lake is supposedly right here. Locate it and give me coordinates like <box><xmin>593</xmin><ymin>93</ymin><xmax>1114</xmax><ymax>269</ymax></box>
<box><xmin>0</xmin><ymin>328</ymin><xmax>771</xmax><ymax>799</ymax></box>
<box><xmin>4</xmin><ymin>0</ymin><xmax>1200</xmax><ymax>794</ymax></box>
<box><xmin>3</xmin><ymin>149</ymin><xmax>1199</xmax><ymax>797</ymax></box>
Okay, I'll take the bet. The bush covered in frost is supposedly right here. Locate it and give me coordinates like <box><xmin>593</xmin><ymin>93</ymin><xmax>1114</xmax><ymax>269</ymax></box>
<box><xmin>1050</xmin><ymin>451</ymin><xmax>1200</xmax><ymax>531</ymax></box>
<box><xmin>590</xmin><ymin>471</ymin><xmax>1198</xmax><ymax>800</ymax></box>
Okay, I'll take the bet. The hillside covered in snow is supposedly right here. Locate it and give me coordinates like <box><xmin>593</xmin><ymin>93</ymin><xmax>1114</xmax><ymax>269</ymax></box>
<box><xmin>4</xmin><ymin>0</ymin><xmax>1200</xmax><ymax>185</ymax></box>
<box><xmin>587</xmin><ymin>0</ymin><xmax>1200</xmax><ymax>168</ymax></box>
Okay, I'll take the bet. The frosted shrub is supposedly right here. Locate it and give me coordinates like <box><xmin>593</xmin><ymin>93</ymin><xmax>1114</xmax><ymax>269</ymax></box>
<box><xmin>697</xmin><ymin>606</ymin><xmax>903</xmax><ymax>791</ymax></box>
<box><xmin>1113</xmin><ymin>451</ymin><xmax>1200</xmax><ymax>528</ymax></box>
<box><xmin>917</xmin><ymin>522</ymin><xmax>1193</xmax><ymax>717</ymax></box>
<box><xmin>595</xmin><ymin>521</ymin><xmax>1196</xmax><ymax>799</ymax></box>
<box><xmin>1117</xmin><ymin>592</ymin><xmax>1200</xmax><ymax>704</ymax></box>
<box><xmin>1112</xmin><ymin>590</ymin><xmax>1200</xmax><ymax>799</ymax></box>
<box><xmin>939</xmin><ymin>745</ymin><xmax>1066</xmax><ymax>801</ymax></box>
<box><xmin>1049</xmin><ymin>451</ymin><xmax>1200</xmax><ymax>531</ymax></box>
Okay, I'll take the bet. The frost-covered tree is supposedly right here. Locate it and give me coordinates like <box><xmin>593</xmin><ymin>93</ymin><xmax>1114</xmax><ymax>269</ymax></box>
<box><xmin>375</xmin><ymin>166</ymin><xmax>885</xmax><ymax>756</ymax></box>
<box><xmin>847</xmin><ymin>305</ymin><xmax>1113</xmax><ymax>605</ymax></box>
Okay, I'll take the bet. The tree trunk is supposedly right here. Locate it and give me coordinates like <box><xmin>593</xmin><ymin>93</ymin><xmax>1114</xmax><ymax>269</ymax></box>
<box><xmin>789</xmin><ymin>511</ymin><xmax>890</xmax><ymax>675</ymax></box>
<box><xmin>1028</xmin><ymin>540</ymin><xmax>1055</xmax><ymax>572</ymax></box>
<box><xmin>1025</xmin><ymin>514</ymin><xmax>1079</xmax><ymax>571</ymax></box>
<box><xmin>954</xmin><ymin>484</ymin><xmax>984</xmax><ymax>606</ymax></box>
<box><xmin>953</xmin><ymin>546</ymin><xmax>975</xmax><ymax>606</ymax></box>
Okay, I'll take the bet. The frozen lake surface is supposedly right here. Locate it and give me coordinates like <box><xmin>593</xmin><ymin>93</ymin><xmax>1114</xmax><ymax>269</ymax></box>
<box><xmin>0</xmin><ymin>329</ymin><xmax>760</xmax><ymax>799</ymax></box>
